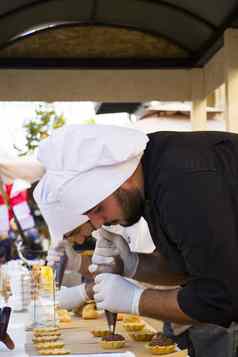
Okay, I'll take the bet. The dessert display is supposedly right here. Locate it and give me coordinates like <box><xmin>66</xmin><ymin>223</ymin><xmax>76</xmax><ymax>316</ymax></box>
<box><xmin>91</xmin><ymin>329</ymin><xmax>112</xmax><ymax>337</ymax></box>
<box><xmin>128</xmin><ymin>328</ymin><xmax>156</xmax><ymax>341</ymax></box>
<box><xmin>146</xmin><ymin>332</ymin><xmax>176</xmax><ymax>355</ymax></box>
<box><xmin>100</xmin><ymin>333</ymin><xmax>126</xmax><ymax>349</ymax></box>
<box><xmin>82</xmin><ymin>302</ymin><xmax>98</xmax><ymax>319</ymax></box>
<box><xmin>32</xmin><ymin>325</ymin><xmax>70</xmax><ymax>355</ymax></box>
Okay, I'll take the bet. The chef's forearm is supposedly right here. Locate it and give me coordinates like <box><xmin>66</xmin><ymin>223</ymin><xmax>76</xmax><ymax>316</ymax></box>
<box><xmin>139</xmin><ymin>288</ymin><xmax>196</xmax><ymax>324</ymax></box>
<box><xmin>134</xmin><ymin>253</ymin><xmax>188</xmax><ymax>285</ymax></box>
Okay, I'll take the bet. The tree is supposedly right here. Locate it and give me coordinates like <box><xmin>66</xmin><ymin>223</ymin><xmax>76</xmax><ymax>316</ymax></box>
<box><xmin>15</xmin><ymin>103</ymin><xmax>66</xmax><ymax>156</ymax></box>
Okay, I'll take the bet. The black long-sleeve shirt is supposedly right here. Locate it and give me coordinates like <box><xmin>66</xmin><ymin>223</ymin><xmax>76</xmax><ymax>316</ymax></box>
<box><xmin>142</xmin><ymin>131</ymin><xmax>238</xmax><ymax>327</ymax></box>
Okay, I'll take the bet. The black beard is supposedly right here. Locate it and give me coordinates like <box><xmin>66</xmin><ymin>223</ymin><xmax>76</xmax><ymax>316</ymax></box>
<box><xmin>115</xmin><ymin>187</ymin><xmax>145</xmax><ymax>226</ymax></box>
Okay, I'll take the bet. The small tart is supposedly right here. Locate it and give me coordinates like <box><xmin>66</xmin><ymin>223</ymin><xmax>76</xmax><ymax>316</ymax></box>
<box><xmin>82</xmin><ymin>309</ymin><xmax>98</xmax><ymax>319</ymax></box>
<box><xmin>57</xmin><ymin>309</ymin><xmax>71</xmax><ymax>323</ymax></box>
<box><xmin>33</xmin><ymin>335</ymin><xmax>60</xmax><ymax>343</ymax></box>
<box><xmin>101</xmin><ymin>334</ymin><xmax>126</xmax><ymax>350</ymax></box>
<box><xmin>33</xmin><ymin>330</ymin><xmax>61</xmax><ymax>337</ymax></box>
<box><xmin>37</xmin><ymin>348</ymin><xmax>70</xmax><ymax>355</ymax></box>
<box><xmin>82</xmin><ymin>303</ymin><xmax>98</xmax><ymax>319</ymax></box>
<box><xmin>145</xmin><ymin>344</ymin><xmax>176</xmax><ymax>355</ymax></box>
<box><xmin>33</xmin><ymin>326</ymin><xmax>59</xmax><ymax>334</ymax></box>
<box><xmin>35</xmin><ymin>341</ymin><xmax>65</xmax><ymax>350</ymax></box>
<box><xmin>123</xmin><ymin>322</ymin><xmax>145</xmax><ymax>332</ymax></box>
<box><xmin>123</xmin><ymin>314</ymin><xmax>141</xmax><ymax>323</ymax></box>
<box><xmin>129</xmin><ymin>329</ymin><xmax>155</xmax><ymax>341</ymax></box>
<box><xmin>145</xmin><ymin>333</ymin><xmax>176</xmax><ymax>355</ymax></box>
<box><xmin>91</xmin><ymin>329</ymin><xmax>111</xmax><ymax>337</ymax></box>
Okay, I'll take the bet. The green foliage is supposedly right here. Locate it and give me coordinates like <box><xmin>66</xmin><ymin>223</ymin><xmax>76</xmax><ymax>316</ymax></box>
<box><xmin>81</xmin><ymin>118</ymin><xmax>96</xmax><ymax>125</ymax></box>
<box><xmin>15</xmin><ymin>104</ymin><xmax>66</xmax><ymax>156</ymax></box>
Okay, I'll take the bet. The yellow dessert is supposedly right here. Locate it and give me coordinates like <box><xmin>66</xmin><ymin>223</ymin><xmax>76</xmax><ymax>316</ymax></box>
<box><xmin>129</xmin><ymin>328</ymin><xmax>155</xmax><ymax>341</ymax></box>
<box><xmin>82</xmin><ymin>302</ymin><xmax>98</xmax><ymax>319</ymax></box>
<box><xmin>123</xmin><ymin>321</ymin><xmax>145</xmax><ymax>332</ymax></box>
<box><xmin>33</xmin><ymin>335</ymin><xmax>60</xmax><ymax>343</ymax></box>
<box><xmin>100</xmin><ymin>334</ymin><xmax>126</xmax><ymax>349</ymax></box>
<box><xmin>35</xmin><ymin>341</ymin><xmax>64</xmax><ymax>350</ymax></box>
<box><xmin>91</xmin><ymin>329</ymin><xmax>111</xmax><ymax>337</ymax></box>
<box><xmin>37</xmin><ymin>348</ymin><xmax>70</xmax><ymax>355</ymax></box>
<box><xmin>145</xmin><ymin>332</ymin><xmax>176</xmax><ymax>355</ymax></box>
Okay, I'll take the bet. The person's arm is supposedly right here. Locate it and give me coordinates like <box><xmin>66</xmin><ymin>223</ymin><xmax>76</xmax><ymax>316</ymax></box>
<box><xmin>93</xmin><ymin>273</ymin><xmax>197</xmax><ymax>324</ymax></box>
<box><xmin>139</xmin><ymin>288</ymin><xmax>196</xmax><ymax>324</ymax></box>
<box><xmin>135</xmin><ymin>252</ymin><xmax>188</xmax><ymax>286</ymax></box>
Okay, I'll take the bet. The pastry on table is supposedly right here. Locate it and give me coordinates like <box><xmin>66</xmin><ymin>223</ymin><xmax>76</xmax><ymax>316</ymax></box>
<box><xmin>35</xmin><ymin>340</ymin><xmax>65</xmax><ymax>350</ymax></box>
<box><xmin>33</xmin><ymin>328</ymin><xmax>61</xmax><ymax>337</ymax></box>
<box><xmin>123</xmin><ymin>320</ymin><xmax>145</xmax><ymax>331</ymax></box>
<box><xmin>82</xmin><ymin>302</ymin><xmax>98</xmax><ymax>319</ymax></box>
<box><xmin>129</xmin><ymin>328</ymin><xmax>155</xmax><ymax>341</ymax></box>
<box><xmin>123</xmin><ymin>314</ymin><xmax>142</xmax><ymax>323</ymax></box>
<box><xmin>117</xmin><ymin>313</ymin><xmax>124</xmax><ymax>321</ymax></box>
<box><xmin>100</xmin><ymin>334</ymin><xmax>126</xmax><ymax>349</ymax></box>
<box><xmin>91</xmin><ymin>329</ymin><xmax>111</xmax><ymax>337</ymax></box>
<box><xmin>37</xmin><ymin>348</ymin><xmax>71</xmax><ymax>355</ymax></box>
<box><xmin>33</xmin><ymin>326</ymin><xmax>59</xmax><ymax>334</ymax></box>
<box><xmin>145</xmin><ymin>332</ymin><xmax>176</xmax><ymax>355</ymax></box>
<box><xmin>57</xmin><ymin>309</ymin><xmax>72</xmax><ymax>323</ymax></box>
<box><xmin>33</xmin><ymin>335</ymin><xmax>60</xmax><ymax>343</ymax></box>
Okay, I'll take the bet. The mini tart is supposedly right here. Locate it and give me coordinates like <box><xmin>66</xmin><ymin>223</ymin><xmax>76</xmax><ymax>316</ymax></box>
<box><xmin>35</xmin><ymin>341</ymin><xmax>65</xmax><ymax>350</ymax></box>
<box><xmin>33</xmin><ymin>335</ymin><xmax>60</xmax><ymax>343</ymax></box>
<box><xmin>37</xmin><ymin>348</ymin><xmax>70</xmax><ymax>355</ymax></box>
<box><xmin>145</xmin><ymin>333</ymin><xmax>176</xmax><ymax>355</ymax></box>
<box><xmin>123</xmin><ymin>321</ymin><xmax>145</xmax><ymax>332</ymax></box>
<box><xmin>91</xmin><ymin>329</ymin><xmax>111</xmax><ymax>337</ymax></box>
<box><xmin>57</xmin><ymin>309</ymin><xmax>71</xmax><ymax>323</ymax></box>
<box><xmin>82</xmin><ymin>302</ymin><xmax>98</xmax><ymax>319</ymax></box>
<box><xmin>82</xmin><ymin>309</ymin><xmax>98</xmax><ymax>319</ymax></box>
<box><xmin>129</xmin><ymin>329</ymin><xmax>155</xmax><ymax>342</ymax></box>
<box><xmin>33</xmin><ymin>330</ymin><xmax>61</xmax><ymax>337</ymax></box>
<box><xmin>33</xmin><ymin>326</ymin><xmax>59</xmax><ymax>334</ymax></box>
<box><xmin>123</xmin><ymin>314</ymin><xmax>142</xmax><ymax>323</ymax></box>
<box><xmin>101</xmin><ymin>334</ymin><xmax>126</xmax><ymax>350</ymax></box>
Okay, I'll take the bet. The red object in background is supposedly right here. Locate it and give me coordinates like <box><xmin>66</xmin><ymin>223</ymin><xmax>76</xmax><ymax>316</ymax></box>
<box><xmin>0</xmin><ymin>183</ymin><xmax>28</xmax><ymax>224</ymax></box>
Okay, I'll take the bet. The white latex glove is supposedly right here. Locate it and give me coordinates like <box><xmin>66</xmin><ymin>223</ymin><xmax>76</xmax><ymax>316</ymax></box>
<box><xmin>47</xmin><ymin>240</ymin><xmax>82</xmax><ymax>272</ymax></box>
<box><xmin>90</xmin><ymin>228</ymin><xmax>139</xmax><ymax>278</ymax></box>
<box><xmin>58</xmin><ymin>284</ymin><xmax>88</xmax><ymax>309</ymax></box>
<box><xmin>93</xmin><ymin>273</ymin><xmax>144</xmax><ymax>314</ymax></box>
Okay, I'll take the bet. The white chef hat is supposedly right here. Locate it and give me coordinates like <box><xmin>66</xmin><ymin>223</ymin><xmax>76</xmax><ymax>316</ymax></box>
<box><xmin>33</xmin><ymin>124</ymin><xmax>149</xmax><ymax>243</ymax></box>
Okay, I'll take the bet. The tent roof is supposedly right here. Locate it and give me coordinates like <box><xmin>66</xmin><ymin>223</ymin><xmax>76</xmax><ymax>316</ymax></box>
<box><xmin>0</xmin><ymin>1</ymin><xmax>238</xmax><ymax>69</ymax></box>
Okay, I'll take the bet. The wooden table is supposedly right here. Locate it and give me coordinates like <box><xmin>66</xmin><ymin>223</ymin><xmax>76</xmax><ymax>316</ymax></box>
<box><xmin>25</xmin><ymin>314</ymin><xmax>187</xmax><ymax>357</ymax></box>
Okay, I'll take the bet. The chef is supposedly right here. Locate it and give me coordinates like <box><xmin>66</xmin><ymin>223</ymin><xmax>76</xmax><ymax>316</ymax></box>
<box><xmin>33</xmin><ymin>124</ymin><xmax>238</xmax><ymax>356</ymax></box>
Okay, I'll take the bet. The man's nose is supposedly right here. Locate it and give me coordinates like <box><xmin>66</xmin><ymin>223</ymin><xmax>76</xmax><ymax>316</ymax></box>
<box><xmin>87</xmin><ymin>213</ymin><xmax>105</xmax><ymax>229</ymax></box>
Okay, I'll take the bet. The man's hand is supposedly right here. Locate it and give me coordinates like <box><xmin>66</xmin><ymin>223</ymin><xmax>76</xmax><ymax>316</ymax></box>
<box><xmin>58</xmin><ymin>283</ymin><xmax>90</xmax><ymax>309</ymax></box>
<box><xmin>90</xmin><ymin>228</ymin><xmax>139</xmax><ymax>277</ymax></box>
<box><xmin>47</xmin><ymin>240</ymin><xmax>81</xmax><ymax>272</ymax></box>
<box><xmin>93</xmin><ymin>273</ymin><xmax>144</xmax><ymax>314</ymax></box>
